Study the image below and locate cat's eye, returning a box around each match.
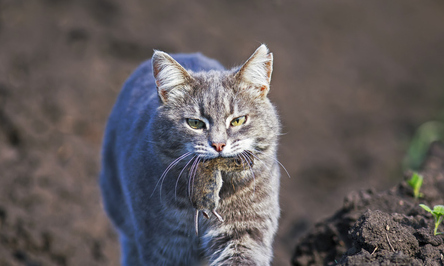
[230,116,247,127]
[187,118,205,129]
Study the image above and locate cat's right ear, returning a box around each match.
[235,44,273,98]
[152,50,194,104]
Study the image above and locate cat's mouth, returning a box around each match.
[205,155,254,169]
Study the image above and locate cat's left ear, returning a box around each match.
[152,50,194,103]
[235,44,273,98]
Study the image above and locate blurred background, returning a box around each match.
[0,0,443,265]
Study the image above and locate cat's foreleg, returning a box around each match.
[207,236,274,266]
[204,222,276,266]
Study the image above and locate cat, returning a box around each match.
[100,44,281,266]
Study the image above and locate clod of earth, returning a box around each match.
[292,142,444,265]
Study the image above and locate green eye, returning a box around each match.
[187,118,205,129]
[231,116,246,127]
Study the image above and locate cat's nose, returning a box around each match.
[211,143,226,152]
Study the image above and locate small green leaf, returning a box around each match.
[407,172,421,187]
[420,204,432,213]
[403,121,444,170]
[421,204,444,235]
[407,172,423,199]
[433,205,444,216]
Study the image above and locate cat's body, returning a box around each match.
[100,45,281,265]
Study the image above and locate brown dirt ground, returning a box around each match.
[292,142,444,265]
[0,1,444,265]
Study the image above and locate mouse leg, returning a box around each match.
[195,209,223,236]
[194,209,199,236]
[212,210,224,222]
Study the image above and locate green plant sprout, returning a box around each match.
[403,121,444,170]
[420,204,444,235]
[407,172,423,199]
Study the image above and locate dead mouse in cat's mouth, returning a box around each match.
[191,156,254,235]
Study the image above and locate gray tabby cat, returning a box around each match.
[100,44,281,265]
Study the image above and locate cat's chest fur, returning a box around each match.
[100,45,281,266]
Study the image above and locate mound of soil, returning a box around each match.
[292,142,444,265]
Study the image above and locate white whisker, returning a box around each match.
[275,159,291,178]
[245,150,273,175]
[188,156,201,201]
[251,150,290,178]
[150,152,193,200]
[240,151,255,197]
[190,157,203,199]
[175,154,198,201]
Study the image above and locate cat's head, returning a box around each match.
[151,45,280,161]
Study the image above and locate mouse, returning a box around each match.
[191,156,253,235]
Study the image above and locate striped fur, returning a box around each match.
[100,45,281,265]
